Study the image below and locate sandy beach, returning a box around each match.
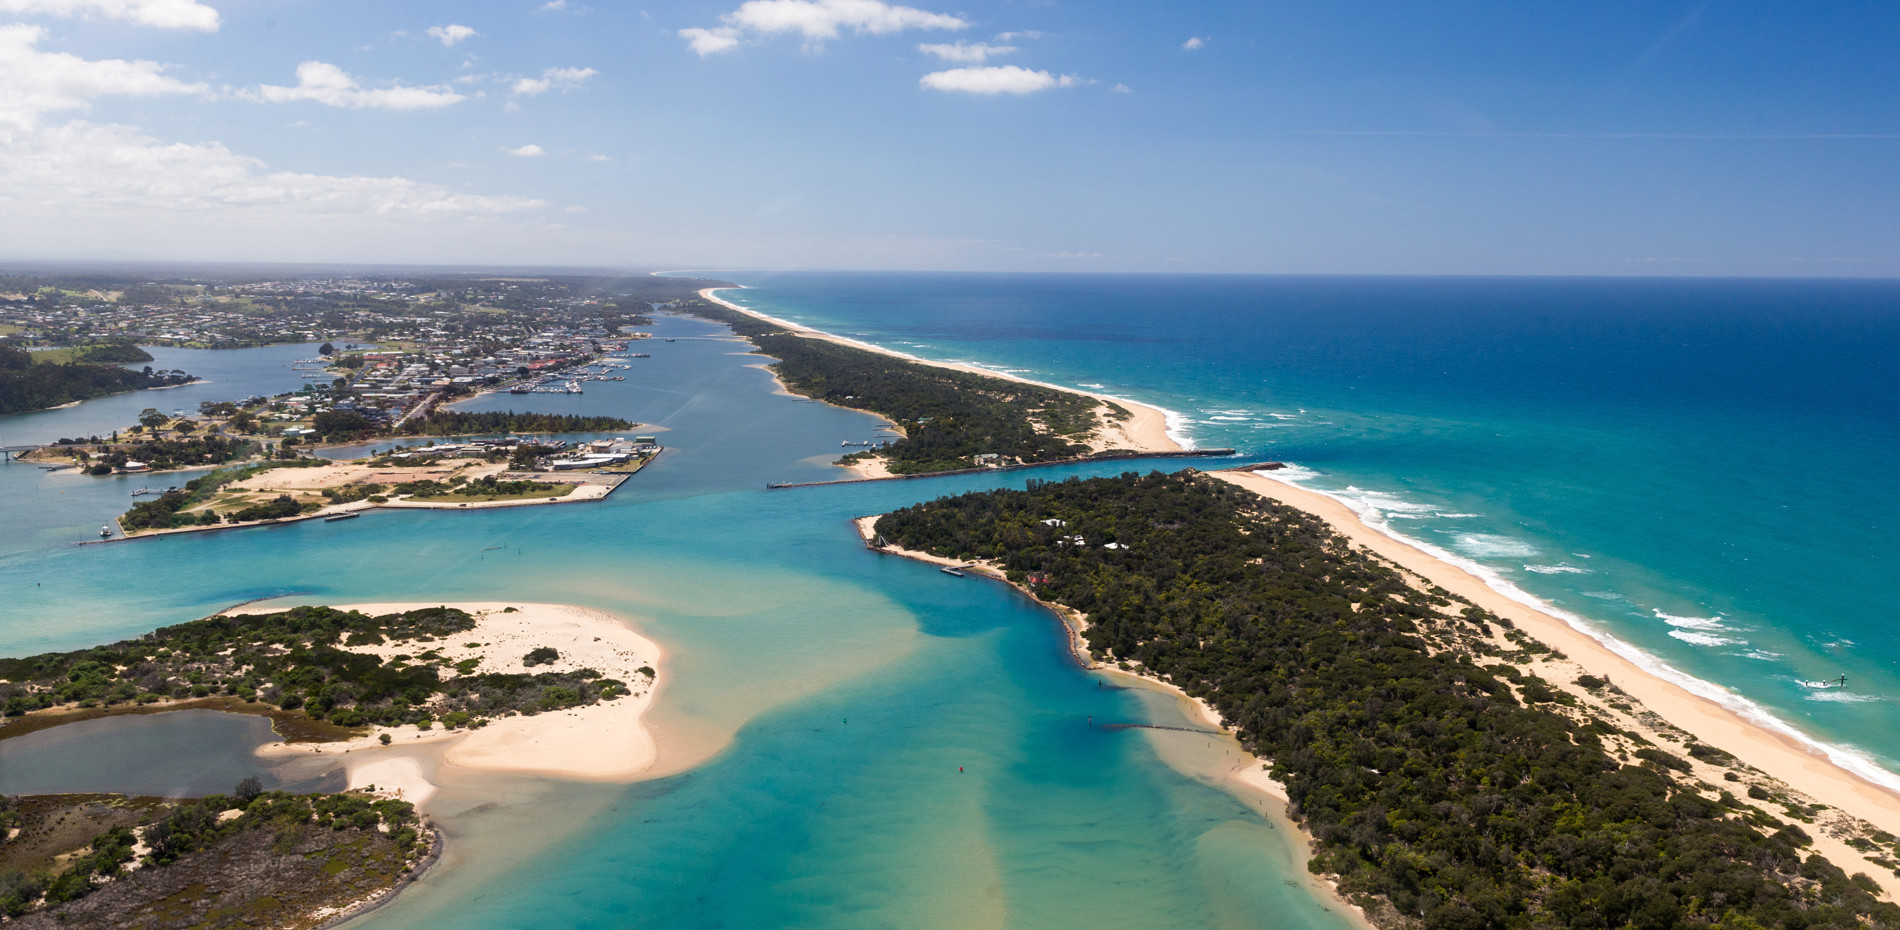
[1211,469,1900,896]
[859,465,1900,903]
[698,287,1184,457]
[238,601,663,809]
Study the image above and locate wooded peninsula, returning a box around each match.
[873,471,1900,930]
[1,787,434,928]
[0,341,193,416]
[676,297,1133,474]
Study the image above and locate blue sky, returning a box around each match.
[1,0,1895,274]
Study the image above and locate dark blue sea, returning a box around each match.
[714,272,1900,787]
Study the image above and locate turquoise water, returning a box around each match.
[14,272,1890,926]
[707,272,1900,790]
[0,312,1351,929]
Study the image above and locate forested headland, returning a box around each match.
[873,471,1900,930]
[0,786,433,927]
[0,606,637,737]
[0,342,193,415]
[676,297,1126,474]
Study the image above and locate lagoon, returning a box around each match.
[0,310,1353,929]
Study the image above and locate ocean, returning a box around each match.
[708,271,1900,789]
[1,272,1895,928]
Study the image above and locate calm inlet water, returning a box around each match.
[0,312,1348,929]
[9,273,1893,926]
[710,272,1900,790]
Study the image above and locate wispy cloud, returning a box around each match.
[682,0,967,55]
[427,24,478,47]
[0,23,207,129]
[540,0,567,9]
[1181,36,1204,50]
[917,40,1013,63]
[0,0,218,31]
[920,65,1079,96]
[583,153,612,162]
[505,143,544,157]
[0,34,541,235]
[246,62,465,110]
[680,27,742,55]
[511,66,597,97]
[1111,83,1132,94]
[1,121,545,222]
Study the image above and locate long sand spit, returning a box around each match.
[860,462,1900,903]
[231,601,662,811]
[1210,469,1900,899]
[697,287,1183,458]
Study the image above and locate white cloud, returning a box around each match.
[582,153,611,162]
[993,30,1040,42]
[505,143,544,157]
[510,66,597,97]
[427,24,477,46]
[0,121,544,223]
[917,40,1013,63]
[0,0,218,30]
[1181,36,1204,50]
[0,23,207,129]
[539,0,566,8]
[0,22,555,261]
[1111,83,1132,94]
[919,65,1078,96]
[683,0,966,54]
[247,62,465,110]
[680,26,741,55]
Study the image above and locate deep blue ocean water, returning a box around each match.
[3,273,1896,928]
[711,272,1900,787]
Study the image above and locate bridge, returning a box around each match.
[0,445,39,462]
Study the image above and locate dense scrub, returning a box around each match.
[0,606,627,733]
[397,410,635,437]
[117,459,328,531]
[1,788,429,927]
[677,298,1120,473]
[0,342,193,415]
[875,471,1900,930]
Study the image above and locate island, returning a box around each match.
[677,290,1203,478]
[866,469,1900,929]
[0,786,435,928]
[0,603,661,791]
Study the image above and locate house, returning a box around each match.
[973,453,1003,467]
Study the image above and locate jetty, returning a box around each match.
[768,448,1238,490]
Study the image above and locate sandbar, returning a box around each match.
[238,601,663,809]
